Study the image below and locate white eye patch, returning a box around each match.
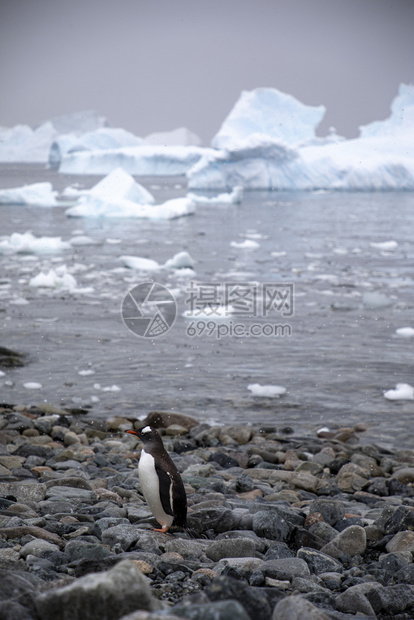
[141,425,152,434]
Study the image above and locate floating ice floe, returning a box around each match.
[187,186,243,205]
[69,235,99,246]
[230,239,259,249]
[66,196,195,219]
[187,83,414,190]
[247,383,287,398]
[362,291,393,309]
[383,383,414,401]
[62,167,155,204]
[29,265,93,293]
[395,327,414,338]
[119,256,161,271]
[0,232,71,254]
[59,145,213,175]
[23,382,42,389]
[370,240,398,251]
[78,369,95,376]
[164,251,195,269]
[0,182,57,206]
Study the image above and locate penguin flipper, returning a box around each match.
[155,464,174,517]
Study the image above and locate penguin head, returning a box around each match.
[126,425,163,448]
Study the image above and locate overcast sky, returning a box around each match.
[1,0,413,144]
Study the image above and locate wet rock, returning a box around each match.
[187,507,236,533]
[205,576,272,620]
[331,525,367,557]
[383,505,414,535]
[297,548,343,574]
[205,538,256,561]
[365,583,414,614]
[273,594,330,619]
[35,560,163,620]
[308,499,345,526]
[252,509,293,542]
[386,529,414,553]
[140,412,198,432]
[260,558,311,580]
[19,539,60,559]
[171,599,250,620]
[101,524,141,551]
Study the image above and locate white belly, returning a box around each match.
[138,449,173,529]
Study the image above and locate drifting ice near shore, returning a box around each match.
[383,383,414,400]
[247,383,287,398]
[66,196,195,219]
[0,232,71,254]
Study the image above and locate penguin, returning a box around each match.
[126,425,187,533]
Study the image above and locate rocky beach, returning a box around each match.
[1,405,414,620]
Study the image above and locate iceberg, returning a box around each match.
[211,87,326,149]
[188,84,414,191]
[164,251,195,269]
[0,111,106,163]
[0,232,71,254]
[59,145,214,175]
[49,127,144,168]
[66,196,195,220]
[29,265,94,294]
[0,182,57,206]
[62,168,154,204]
[144,127,202,146]
[119,256,161,271]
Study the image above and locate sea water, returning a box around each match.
[1,165,414,449]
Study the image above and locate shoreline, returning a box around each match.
[1,405,414,619]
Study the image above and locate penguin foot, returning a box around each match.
[153,525,170,533]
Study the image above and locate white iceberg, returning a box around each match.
[29,265,93,293]
[0,232,71,254]
[59,145,214,175]
[49,127,144,168]
[395,327,414,338]
[66,196,195,220]
[0,182,57,206]
[164,251,195,269]
[187,185,243,205]
[0,111,106,163]
[144,127,202,146]
[383,383,414,401]
[188,83,414,191]
[119,256,161,271]
[247,383,287,398]
[211,87,325,149]
[62,167,154,204]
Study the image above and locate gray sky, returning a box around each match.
[1,0,413,144]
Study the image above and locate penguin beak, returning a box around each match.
[126,429,140,437]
